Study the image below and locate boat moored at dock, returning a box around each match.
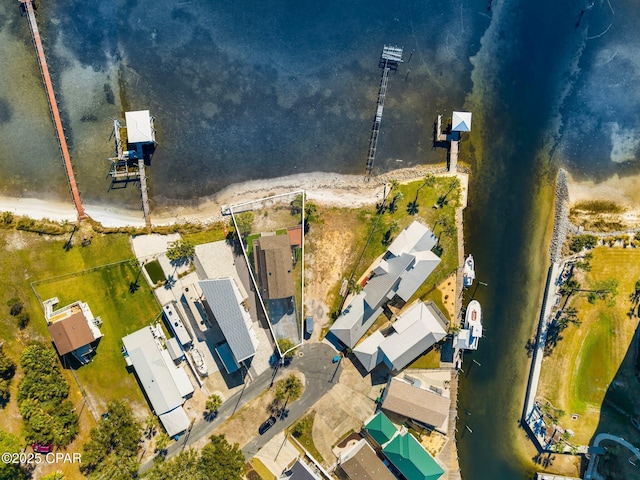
[463,254,475,288]
[454,299,483,351]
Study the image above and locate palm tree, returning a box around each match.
[388,191,403,213]
[407,201,419,215]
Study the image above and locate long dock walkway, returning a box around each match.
[137,158,151,229]
[365,67,390,176]
[20,0,86,220]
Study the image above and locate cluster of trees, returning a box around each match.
[146,434,244,480]
[268,374,303,420]
[569,234,597,253]
[0,346,16,407]
[0,429,29,480]
[17,344,78,447]
[7,297,30,329]
[81,400,142,479]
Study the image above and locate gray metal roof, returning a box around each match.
[199,278,258,363]
[122,327,184,415]
[364,253,415,309]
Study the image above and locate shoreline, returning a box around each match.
[0,165,450,227]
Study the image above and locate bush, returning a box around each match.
[569,234,598,253]
[291,415,313,438]
[9,302,23,317]
[17,312,30,329]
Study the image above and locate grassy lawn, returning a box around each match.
[407,347,442,369]
[33,261,161,413]
[326,176,460,318]
[291,412,324,463]
[144,259,166,284]
[181,225,227,246]
[251,458,276,480]
[537,247,640,444]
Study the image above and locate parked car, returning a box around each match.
[259,416,277,435]
[32,443,53,453]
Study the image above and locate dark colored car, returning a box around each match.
[32,443,53,453]
[259,416,277,435]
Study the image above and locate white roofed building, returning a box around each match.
[330,221,440,348]
[451,111,472,132]
[125,110,155,144]
[353,301,448,372]
[122,326,194,436]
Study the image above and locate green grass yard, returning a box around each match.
[537,247,640,444]
[34,261,161,413]
[325,176,460,319]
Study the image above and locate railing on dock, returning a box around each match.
[19,0,86,220]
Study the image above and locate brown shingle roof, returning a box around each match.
[287,225,303,248]
[257,235,295,299]
[382,378,450,429]
[341,441,395,480]
[48,312,95,355]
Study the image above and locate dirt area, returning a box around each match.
[304,209,363,338]
[420,430,448,458]
[195,372,306,451]
[436,273,457,320]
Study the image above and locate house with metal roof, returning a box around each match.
[121,326,194,436]
[330,222,440,348]
[338,438,395,480]
[381,377,450,433]
[279,459,321,480]
[199,278,259,371]
[254,234,295,300]
[44,298,103,365]
[382,432,444,480]
[364,411,398,447]
[353,301,448,373]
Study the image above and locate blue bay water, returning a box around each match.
[2,0,640,478]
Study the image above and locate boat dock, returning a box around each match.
[107,113,156,230]
[19,0,86,220]
[435,112,472,173]
[365,45,403,177]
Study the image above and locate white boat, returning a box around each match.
[463,255,475,288]
[190,347,208,377]
[464,300,483,350]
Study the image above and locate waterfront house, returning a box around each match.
[330,221,440,348]
[364,411,398,447]
[199,278,259,373]
[381,377,450,434]
[45,298,102,365]
[353,301,448,372]
[122,326,194,436]
[382,432,444,480]
[254,234,296,300]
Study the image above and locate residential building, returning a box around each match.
[338,439,395,480]
[199,278,259,372]
[254,234,295,300]
[122,326,194,436]
[279,459,320,479]
[353,301,448,372]
[44,298,102,365]
[330,221,440,348]
[381,377,450,433]
[382,432,444,480]
[364,411,397,447]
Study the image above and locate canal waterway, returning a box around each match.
[458,0,640,478]
[2,0,640,478]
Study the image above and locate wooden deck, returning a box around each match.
[20,0,86,220]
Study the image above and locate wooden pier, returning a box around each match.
[19,0,86,220]
[107,115,154,230]
[365,45,403,177]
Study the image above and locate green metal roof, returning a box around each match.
[382,433,444,480]
[364,411,397,446]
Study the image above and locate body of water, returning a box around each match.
[2,0,640,478]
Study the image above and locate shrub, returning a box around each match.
[569,234,597,253]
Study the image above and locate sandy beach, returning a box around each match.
[0,165,450,227]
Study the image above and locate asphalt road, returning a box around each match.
[139,342,341,473]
